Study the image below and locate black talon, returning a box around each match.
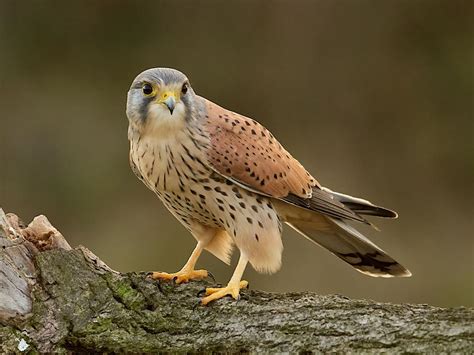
[207,271,216,283]
[197,288,207,297]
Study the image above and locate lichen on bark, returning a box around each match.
[0,209,473,353]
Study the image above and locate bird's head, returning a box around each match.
[126,68,197,136]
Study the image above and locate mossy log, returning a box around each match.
[0,209,472,353]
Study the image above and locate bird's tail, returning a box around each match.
[322,187,398,218]
[273,199,411,277]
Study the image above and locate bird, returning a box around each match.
[126,67,411,305]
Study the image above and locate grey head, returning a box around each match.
[126,68,200,131]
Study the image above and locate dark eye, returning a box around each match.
[142,83,153,95]
[181,83,188,95]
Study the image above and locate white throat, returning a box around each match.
[144,101,187,138]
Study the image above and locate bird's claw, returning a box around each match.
[197,281,221,297]
[148,269,209,284]
[200,280,249,305]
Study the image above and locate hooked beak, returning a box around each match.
[159,91,177,115]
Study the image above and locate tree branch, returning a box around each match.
[0,209,472,353]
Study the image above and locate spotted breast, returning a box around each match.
[129,99,283,272]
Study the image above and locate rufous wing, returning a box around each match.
[202,99,318,199]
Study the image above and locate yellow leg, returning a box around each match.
[150,242,208,284]
[201,253,249,305]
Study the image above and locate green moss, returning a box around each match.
[104,273,146,311]
[82,317,114,334]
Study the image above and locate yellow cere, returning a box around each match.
[159,90,179,103]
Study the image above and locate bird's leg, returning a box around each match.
[150,241,208,284]
[201,253,249,305]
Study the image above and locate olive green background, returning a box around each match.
[1,0,472,307]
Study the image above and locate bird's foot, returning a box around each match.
[201,280,249,305]
[149,269,208,284]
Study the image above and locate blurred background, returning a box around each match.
[1,0,472,308]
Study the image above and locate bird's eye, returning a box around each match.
[142,83,153,96]
[181,83,188,95]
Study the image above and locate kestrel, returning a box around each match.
[126,68,411,305]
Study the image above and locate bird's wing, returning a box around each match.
[202,99,370,224]
[202,98,318,199]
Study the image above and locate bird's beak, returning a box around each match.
[159,91,177,115]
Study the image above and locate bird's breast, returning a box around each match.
[129,129,212,195]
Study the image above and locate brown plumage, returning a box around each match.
[203,99,376,226]
[204,99,319,198]
[126,68,411,305]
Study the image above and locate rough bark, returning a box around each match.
[0,209,472,353]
